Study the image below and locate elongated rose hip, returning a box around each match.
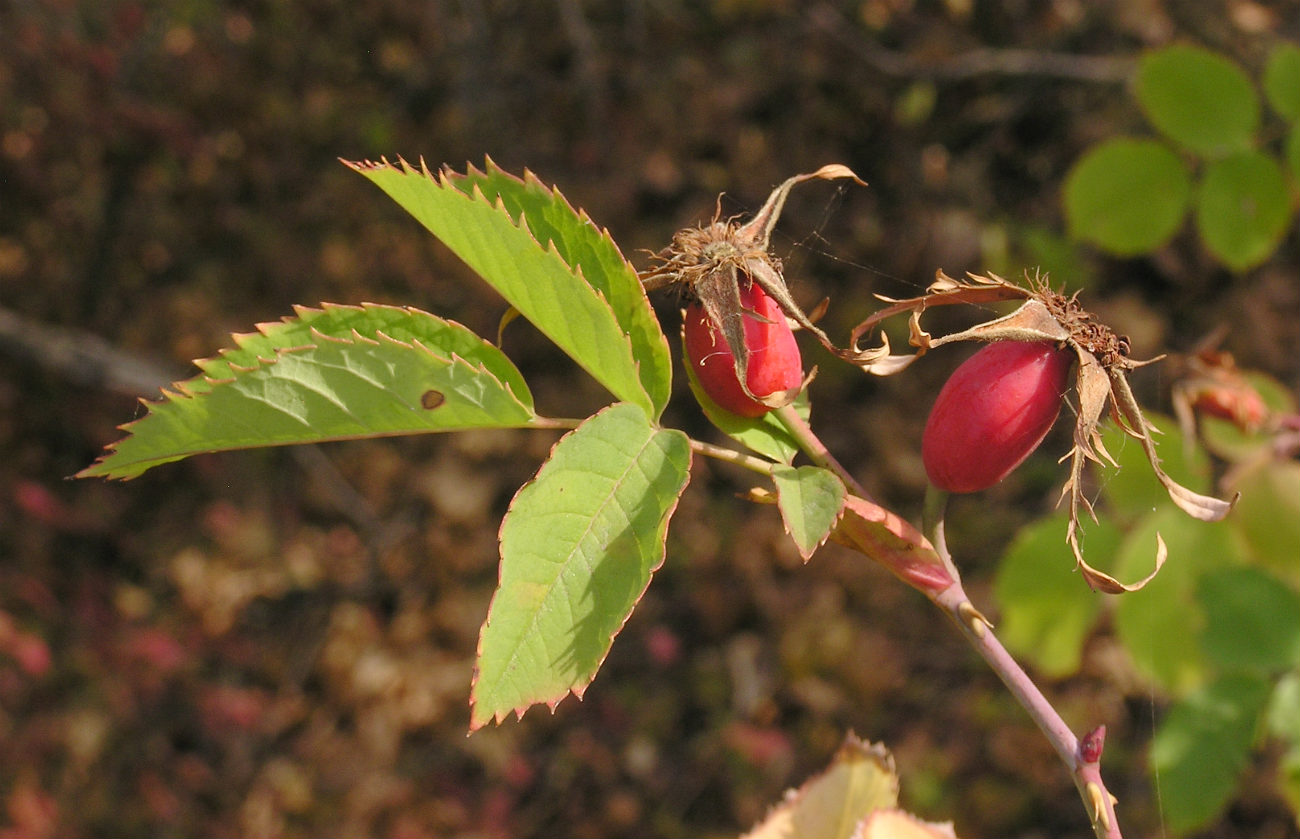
[923,340,1073,493]
[683,281,803,417]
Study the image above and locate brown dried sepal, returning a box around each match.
[641,165,879,408]
[852,270,1236,593]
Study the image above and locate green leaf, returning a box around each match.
[80,304,536,480]
[1264,42,1300,121]
[1113,506,1243,694]
[1231,460,1300,585]
[470,402,691,729]
[1288,122,1300,180]
[1136,45,1260,157]
[1268,670,1300,819]
[348,159,655,415]
[1268,675,1300,830]
[191,302,532,402]
[445,160,672,417]
[1150,673,1271,835]
[1063,138,1191,256]
[1199,566,1300,674]
[1195,150,1293,270]
[994,513,1117,679]
[771,465,846,560]
[1098,410,1211,523]
[681,331,806,463]
[1267,671,1300,743]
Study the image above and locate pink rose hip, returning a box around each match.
[922,340,1073,493]
[683,281,803,418]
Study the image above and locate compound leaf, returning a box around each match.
[471,402,691,729]
[348,158,654,415]
[80,303,536,480]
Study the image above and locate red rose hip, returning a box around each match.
[922,340,1073,493]
[683,281,803,417]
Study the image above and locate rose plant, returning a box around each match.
[79,159,1241,838]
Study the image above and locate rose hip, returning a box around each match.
[922,340,1073,493]
[683,281,803,418]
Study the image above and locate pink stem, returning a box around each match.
[924,488,1122,839]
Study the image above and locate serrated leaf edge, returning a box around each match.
[78,327,537,480]
[348,157,656,414]
[468,402,691,730]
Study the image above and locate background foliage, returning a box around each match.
[2,2,1298,837]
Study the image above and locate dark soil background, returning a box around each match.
[2,2,1298,837]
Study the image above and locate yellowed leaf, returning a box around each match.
[742,733,899,839]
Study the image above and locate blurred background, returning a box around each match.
[2,1,1298,836]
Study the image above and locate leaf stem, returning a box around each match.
[688,438,777,475]
[772,404,871,500]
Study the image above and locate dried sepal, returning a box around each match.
[851,270,1036,373]
[641,166,876,406]
[856,270,1236,592]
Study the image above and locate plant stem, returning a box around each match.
[689,438,777,475]
[773,404,871,499]
[788,413,1124,837]
[922,490,1123,839]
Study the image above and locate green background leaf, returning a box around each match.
[471,402,691,729]
[1268,671,1300,744]
[1198,566,1300,674]
[1098,411,1210,523]
[1063,138,1191,255]
[350,159,656,415]
[80,304,537,480]
[445,160,673,417]
[994,513,1118,678]
[1264,42,1300,121]
[1136,45,1260,157]
[1195,150,1293,270]
[1150,674,1271,835]
[1112,506,1244,694]
[1231,460,1300,585]
[1269,673,1300,820]
[1288,123,1300,180]
[771,465,846,560]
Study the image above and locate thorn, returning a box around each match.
[1086,782,1111,833]
[957,601,991,639]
